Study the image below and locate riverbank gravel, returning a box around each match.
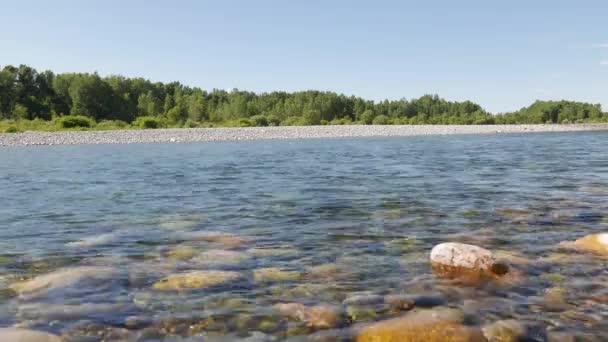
[1,124,608,146]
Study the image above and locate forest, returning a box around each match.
[1,64,606,132]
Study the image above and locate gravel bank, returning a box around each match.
[1,124,608,146]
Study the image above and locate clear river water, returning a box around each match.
[1,132,608,341]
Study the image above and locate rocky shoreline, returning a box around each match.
[1,124,608,146]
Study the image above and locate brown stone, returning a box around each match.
[356,311,486,342]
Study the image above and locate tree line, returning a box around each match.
[1,64,606,129]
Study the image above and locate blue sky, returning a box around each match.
[1,0,607,113]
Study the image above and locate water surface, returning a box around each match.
[1,132,608,340]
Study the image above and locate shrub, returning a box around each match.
[56,115,95,129]
[238,118,252,127]
[281,116,306,126]
[133,116,162,129]
[267,115,281,126]
[250,115,269,127]
[4,126,19,133]
[372,115,390,125]
[95,120,128,130]
[183,119,199,128]
[320,119,329,125]
[360,110,375,125]
[330,117,353,125]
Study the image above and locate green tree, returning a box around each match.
[360,110,375,124]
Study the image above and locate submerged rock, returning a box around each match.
[164,245,198,260]
[355,307,484,342]
[192,249,250,266]
[66,233,117,248]
[18,302,129,321]
[383,294,415,312]
[346,305,381,322]
[275,303,309,321]
[306,305,343,329]
[306,263,350,281]
[153,270,242,290]
[496,208,532,224]
[9,266,117,298]
[180,231,253,250]
[544,287,570,311]
[482,319,528,342]
[343,294,384,306]
[560,233,608,255]
[430,242,512,284]
[254,268,301,282]
[274,303,343,329]
[0,328,62,342]
[61,322,136,341]
[247,246,300,257]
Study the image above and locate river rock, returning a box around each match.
[430,242,510,283]
[544,287,570,311]
[274,303,343,329]
[18,302,129,321]
[306,263,351,281]
[9,266,117,298]
[254,268,301,282]
[383,294,415,311]
[306,305,343,329]
[0,328,62,342]
[164,245,198,260]
[343,294,384,306]
[562,233,608,255]
[275,303,309,321]
[482,319,527,342]
[180,231,253,250]
[192,249,250,266]
[355,307,485,342]
[153,270,242,290]
[247,246,299,257]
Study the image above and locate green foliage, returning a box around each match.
[55,115,94,128]
[266,115,281,126]
[320,119,329,125]
[12,104,29,120]
[238,118,252,127]
[134,116,162,129]
[330,117,353,125]
[360,109,375,125]
[281,116,306,126]
[250,115,269,127]
[497,100,604,124]
[372,115,390,125]
[183,119,199,128]
[95,120,128,130]
[4,125,19,133]
[0,64,606,129]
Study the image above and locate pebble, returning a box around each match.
[3,125,608,146]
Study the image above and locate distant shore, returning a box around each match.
[1,124,608,147]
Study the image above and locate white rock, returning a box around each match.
[10,266,117,298]
[430,242,495,271]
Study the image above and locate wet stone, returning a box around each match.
[482,319,528,342]
[254,268,301,282]
[355,307,483,342]
[153,270,243,290]
[0,328,62,342]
